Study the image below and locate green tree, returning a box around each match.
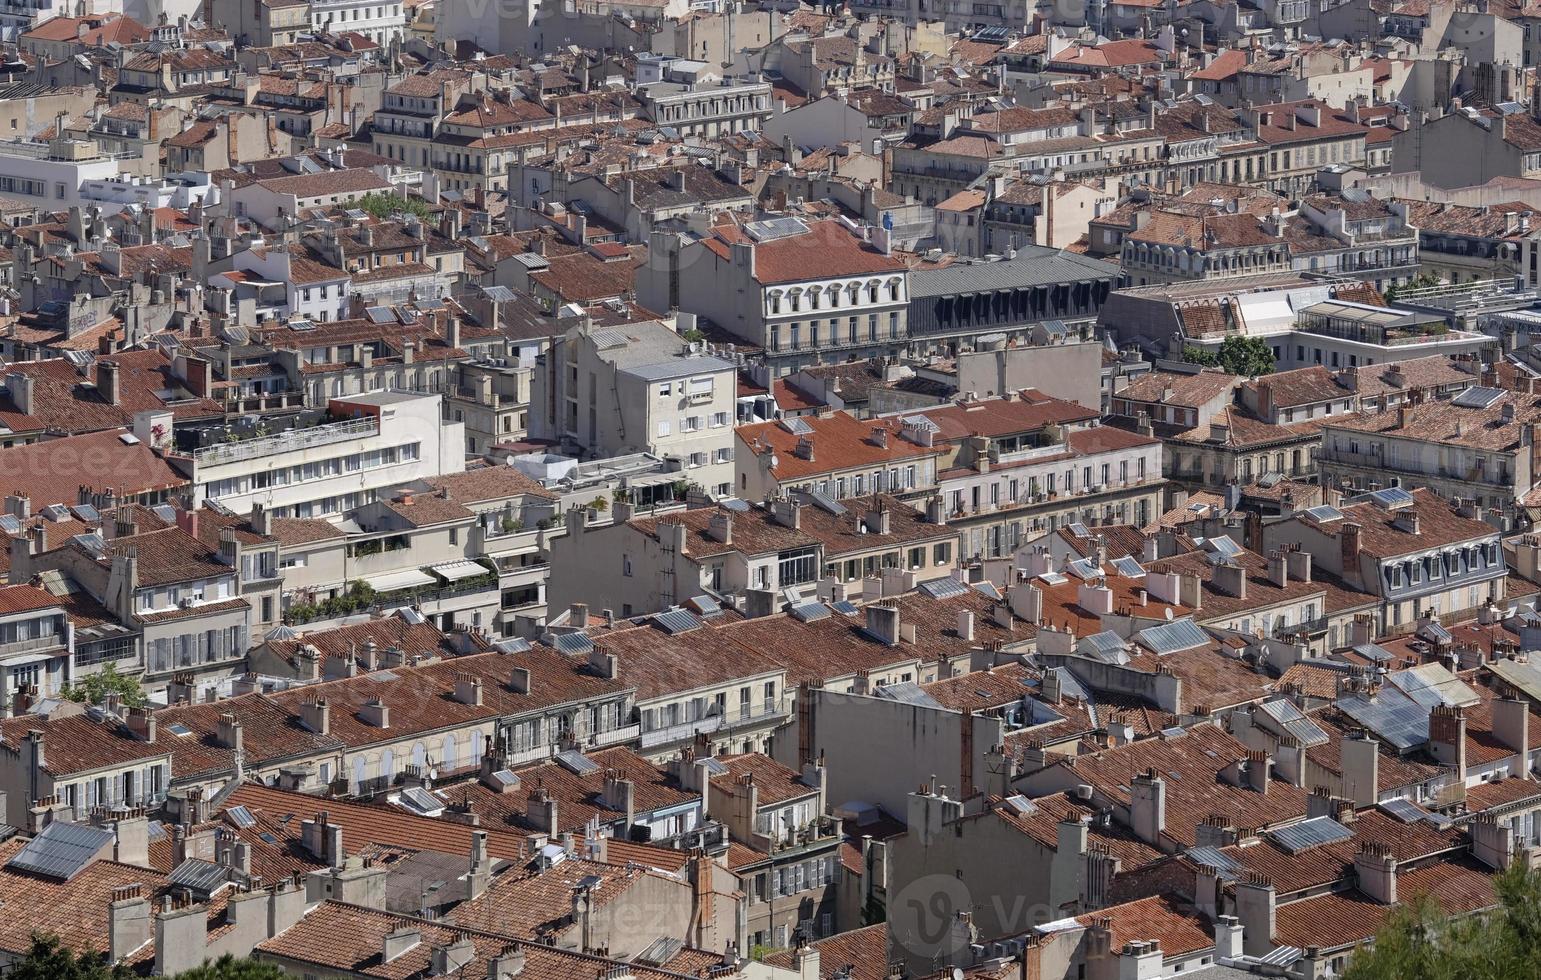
[11,940,286,980]
[1384,272,1442,304]
[1182,346,1219,367]
[1342,862,1541,980]
[355,192,433,220]
[61,664,147,709]
[9,936,130,980]
[1214,335,1276,377]
[169,955,287,980]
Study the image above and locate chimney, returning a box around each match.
[1130,768,1166,846]
[468,829,492,899]
[1354,843,1397,904]
[1266,552,1289,588]
[509,667,532,694]
[360,698,390,728]
[526,788,558,836]
[1285,549,1311,583]
[109,885,151,963]
[1341,729,1380,806]
[1235,873,1276,956]
[865,603,900,646]
[1340,524,1362,578]
[603,770,636,830]
[1244,750,1271,793]
[98,360,121,406]
[956,609,974,641]
[299,698,330,735]
[382,929,421,964]
[707,509,733,545]
[454,674,484,706]
[1213,561,1247,600]
[1429,704,1467,774]
[1492,697,1531,763]
[216,712,242,754]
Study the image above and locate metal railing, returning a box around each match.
[640,698,788,748]
[190,415,378,465]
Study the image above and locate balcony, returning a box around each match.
[223,390,307,414]
[506,743,555,767]
[0,634,66,658]
[640,698,789,749]
[189,415,378,465]
[589,723,642,748]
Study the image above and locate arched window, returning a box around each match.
[353,756,366,790]
[441,736,457,772]
[413,743,426,771]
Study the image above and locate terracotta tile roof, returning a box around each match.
[1272,857,1497,951]
[1117,369,1238,408]
[0,708,169,778]
[920,660,1036,712]
[762,923,890,980]
[446,855,684,940]
[0,428,187,509]
[257,898,689,980]
[715,752,818,806]
[1304,709,1444,793]
[1073,894,1214,957]
[996,791,1163,870]
[431,746,697,836]
[1247,365,1349,410]
[262,615,488,670]
[269,517,345,546]
[1297,487,1498,557]
[0,836,172,961]
[425,465,557,503]
[1062,725,1310,848]
[701,218,907,285]
[737,411,941,484]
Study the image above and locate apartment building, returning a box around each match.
[370,69,481,172]
[636,68,773,138]
[1262,487,1507,634]
[532,320,738,498]
[550,492,961,617]
[0,137,126,209]
[183,390,467,519]
[1318,384,1541,532]
[641,216,910,375]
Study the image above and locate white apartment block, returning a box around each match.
[182,391,466,519]
[0,137,125,208]
[533,321,738,498]
[310,0,406,43]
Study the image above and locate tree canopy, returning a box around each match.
[1213,335,1276,377]
[9,939,285,980]
[60,663,147,709]
[1342,862,1541,980]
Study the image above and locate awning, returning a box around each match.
[364,569,437,593]
[431,560,488,583]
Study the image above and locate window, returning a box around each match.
[657,420,671,437]
[658,382,672,397]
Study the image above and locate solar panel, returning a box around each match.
[6,821,115,880]
[831,600,860,616]
[1186,845,1243,880]
[699,756,729,776]
[555,749,600,775]
[1080,630,1130,664]
[225,805,256,829]
[1352,642,1395,663]
[1111,555,1145,578]
[552,632,594,655]
[1378,797,1430,823]
[920,576,970,600]
[1137,619,1210,655]
[1067,557,1103,580]
[146,821,167,842]
[1452,386,1505,409]
[1256,698,1329,748]
[487,769,520,791]
[806,489,846,516]
[365,306,395,324]
[875,681,943,708]
[1002,794,1037,816]
[654,608,702,634]
[970,581,1001,601]
[790,601,831,623]
[1304,505,1343,523]
[1269,816,1353,854]
[0,515,18,534]
[1368,486,1416,509]
[780,417,813,436]
[1069,522,1091,539]
[494,637,531,654]
[685,595,721,616]
[170,858,231,895]
[1335,691,1428,750]
[1387,663,1479,709]
[398,787,442,814]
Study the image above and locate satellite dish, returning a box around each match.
[1165,607,1174,621]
